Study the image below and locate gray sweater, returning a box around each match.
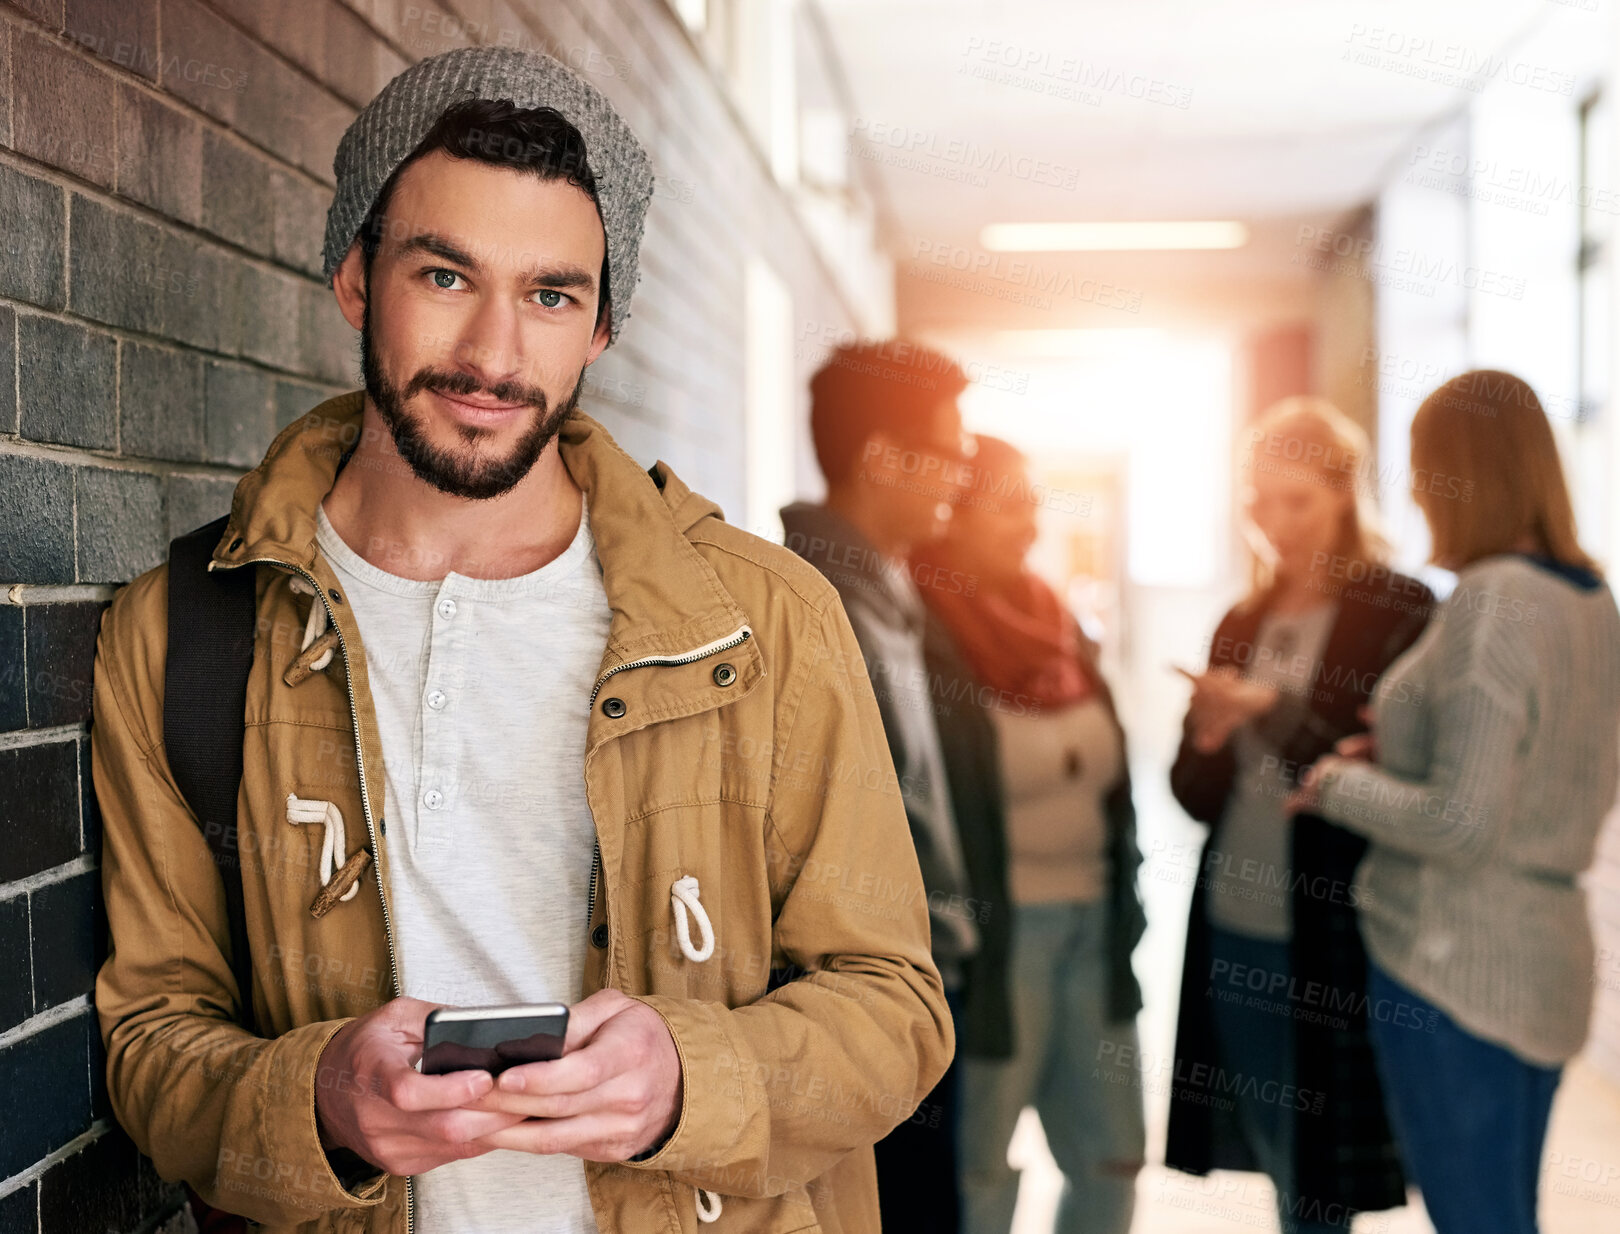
[1317,555,1620,1066]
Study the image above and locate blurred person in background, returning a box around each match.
[783,340,1011,1233]
[1166,399,1433,1234]
[913,434,1147,1234]
[1292,371,1620,1234]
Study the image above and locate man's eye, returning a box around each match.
[430,269,462,290]
[535,289,564,308]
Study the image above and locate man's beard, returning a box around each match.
[360,300,582,501]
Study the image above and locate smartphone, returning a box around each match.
[421,1002,570,1076]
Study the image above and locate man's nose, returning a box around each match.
[452,299,528,389]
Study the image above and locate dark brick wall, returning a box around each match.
[0,0,867,1229]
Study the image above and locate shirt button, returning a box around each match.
[427,689,447,710]
[423,789,443,810]
[437,598,458,620]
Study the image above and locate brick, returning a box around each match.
[74,466,163,583]
[0,164,67,311]
[119,342,205,462]
[0,1012,93,1178]
[156,0,256,123]
[0,306,14,434]
[218,259,302,371]
[201,128,272,252]
[0,24,11,151]
[16,315,117,450]
[0,742,81,882]
[0,606,23,730]
[85,1005,106,1120]
[298,283,357,386]
[0,1181,36,1234]
[162,0,351,184]
[12,31,117,189]
[62,0,159,82]
[77,736,98,856]
[154,229,224,353]
[36,1127,177,1233]
[69,196,222,351]
[165,473,236,543]
[204,361,274,469]
[115,86,202,225]
[206,0,392,109]
[24,602,103,729]
[0,896,32,1033]
[30,872,97,1011]
[274,378,326,432]
[270,169,330,278]
[66,195,163,337]
[0,453,75,583]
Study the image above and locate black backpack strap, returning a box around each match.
[164,514,259,1035]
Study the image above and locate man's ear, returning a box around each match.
[584,307,612,366]
[332,242,368,332]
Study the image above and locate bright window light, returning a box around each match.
[980,221,1249,252]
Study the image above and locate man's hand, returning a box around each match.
[464,988,683,1162]
[315,997,528,1176]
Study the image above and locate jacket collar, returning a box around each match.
[209,391,753,666]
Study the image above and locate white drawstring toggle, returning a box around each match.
[696,1188,723,1223]
[286,793,359,901]
[288,575,336,673]
[670,875,715,963]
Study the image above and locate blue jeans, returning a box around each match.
[958,900,1144,1234]
[1206,925,1350,1234]
[1366,963,1562,1234]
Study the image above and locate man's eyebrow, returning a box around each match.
[398,232,483,271]
[396,232,595,293]
[516,262,597,291]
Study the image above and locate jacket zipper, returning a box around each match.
[225,553,747,1233]
[582,624,752,930]
[213,557,414,1234]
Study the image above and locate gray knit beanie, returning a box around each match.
[322,47,655,344]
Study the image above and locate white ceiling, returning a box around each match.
[816,0,1565,244]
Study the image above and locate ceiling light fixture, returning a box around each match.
[981,221,1249,251]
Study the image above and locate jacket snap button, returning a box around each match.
[329,588,345,605]
[229,536,243,551]
[712,663,737,687]
[601,697,627,718]
[591,922,610,949]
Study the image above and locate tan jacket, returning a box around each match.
[91,393,952,1234]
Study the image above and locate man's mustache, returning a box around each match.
[404,366,549,411]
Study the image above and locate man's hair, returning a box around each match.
[809,340,969,485]
[357,97,611,332]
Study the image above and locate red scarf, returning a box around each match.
[911,547,1094,709]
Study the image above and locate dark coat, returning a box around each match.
[928,615,1147,1059]
[1165,571,1434,1217]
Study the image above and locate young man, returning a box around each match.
[91,48,949,1234]
[782,341,1010,1231]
